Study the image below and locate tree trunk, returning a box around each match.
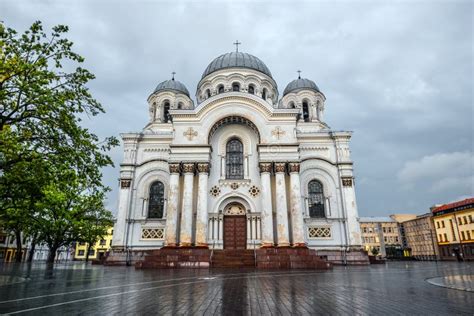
[47,245,58,264]
[15,229,23,263]
[85,243,91,262]
[27,238,37,263]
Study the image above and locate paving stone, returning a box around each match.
[0,262,472,315]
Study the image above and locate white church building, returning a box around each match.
[111,49,366,265]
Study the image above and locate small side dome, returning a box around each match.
[153,78,190,97]
[283,77,320,96]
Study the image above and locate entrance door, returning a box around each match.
[224,216,247,249]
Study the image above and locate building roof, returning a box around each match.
[153,78,190,97]
[201,52,273,79]
[432,198,474,214]
[359,217,396,223]
[283,77,320,96]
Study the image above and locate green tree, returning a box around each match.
[34,167,112,264]
[77,195,114,262]
[0,21,118,262]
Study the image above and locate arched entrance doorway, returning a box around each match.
[223,203,247,250]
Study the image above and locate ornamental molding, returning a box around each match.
[143,148,170,153]
[259,162,272,173]
[274,162,286,173]
[218,179,251,187]
[224,204,246,215]
[171,94,299,121]
[271,126,286,140]
[248,185,260,197]
[288,162,300,173]
[120,179,132,189]
[183,127,198,141]
[169,163,180,174]
[300,146,330,151]
[209,185,221,197]
[342,177,353,187]
[182,163,195,174]
[197,163,210,173]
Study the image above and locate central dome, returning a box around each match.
[202,52,273,79]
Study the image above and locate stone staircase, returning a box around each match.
[211,249,256,268]
[135,247,210,269]
[134,247,332,269]
[256,247,332,269]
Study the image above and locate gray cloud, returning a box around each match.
[2,0,472,216]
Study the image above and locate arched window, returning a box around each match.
[302,101,310,122]
[206,89,211,98]
[248,85,255,94]
[262,88,267,100]
[148,181,165,218]
[308,180,325,218]
[177,102,183,110]
[163,101,171,123]
[232,83,240,92]
[289,101,295,109]
[226,138,244,179]
[218,85,224,94]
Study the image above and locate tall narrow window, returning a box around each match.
[316,100,320,119]
[262,88,267,100]
[308,180,325,218]
[232,83,240,92]
[226,138,244,179]
[218,85,224,94]
[302,101,310,122]
[163,102,171,123]
[206,89,211,98]
[148,181,165,218]
[248,85,255,94]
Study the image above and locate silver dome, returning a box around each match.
[153,79,190,97]
[202,52,273,79]
[283,78,320,96]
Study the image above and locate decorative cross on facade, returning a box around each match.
[297,70,302,79]
[233,40,241,52]
[171,71,176,80]
[272,126,286,140]
[183,127,198,141]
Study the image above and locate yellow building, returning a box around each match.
[0,230,27,262]
[359,217,404,258]
[432,198,474,261]
[75,227,114,261]
[399,213,439,260]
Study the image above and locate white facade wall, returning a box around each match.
[112,65,362,252]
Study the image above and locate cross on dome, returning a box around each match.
[297,70,302,79]
[233,40,241,52]
[171,71,176,80]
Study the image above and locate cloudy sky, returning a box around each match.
[2,0,473,216]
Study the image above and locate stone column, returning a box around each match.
[274,162,290,246]
[195,163,209,247]
[164,163,180,247]
[288,163,306,247]
[180,163,195,246]
[259,162,274,247]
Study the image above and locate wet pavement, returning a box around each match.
[0,261,472,315]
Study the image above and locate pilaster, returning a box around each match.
[180,163,195,246]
